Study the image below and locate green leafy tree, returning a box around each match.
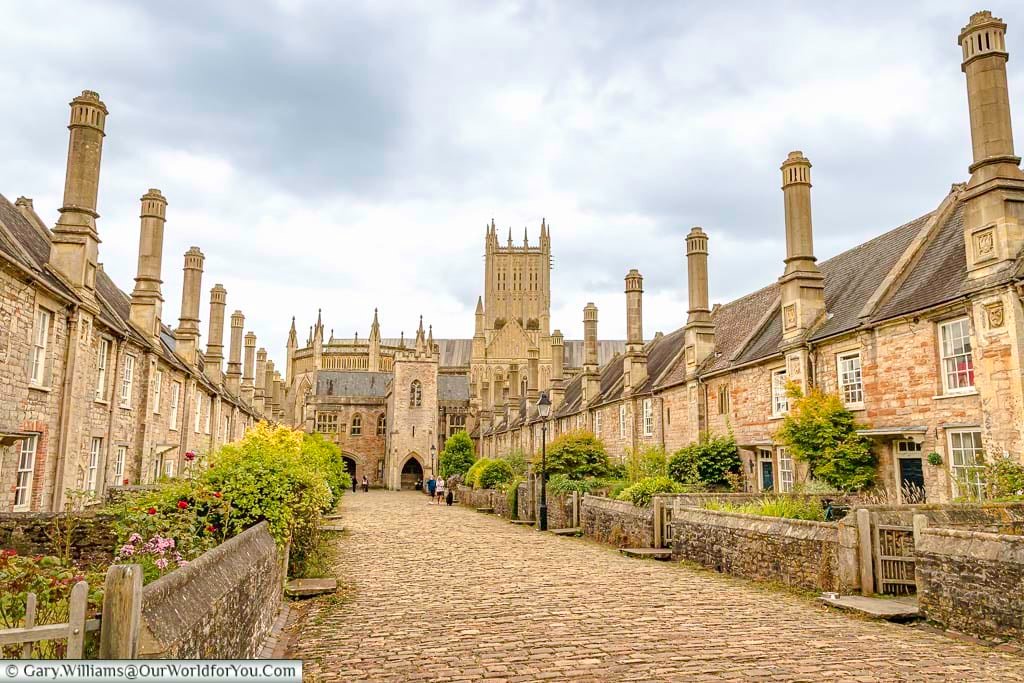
[439,431,476,478]
[668,433,740,488]
[479,459,515,489]
[626,446,668,483]
[537,430,610,479]
[775,386,876,492]
[465,458,491,488]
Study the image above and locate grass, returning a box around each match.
[703,496,826,521]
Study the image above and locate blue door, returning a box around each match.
[760,460,774,491]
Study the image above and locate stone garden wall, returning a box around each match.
[865,502,1024,534]
[916,527,1024,644]
[138,521,284,659]
[0,511,117,565]
[580,495,654,548]
[545,492,575,530]
[670,506,857,592]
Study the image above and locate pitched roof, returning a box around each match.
[438,374,470,402]
[316,371,391,398]
[563,340,626,369]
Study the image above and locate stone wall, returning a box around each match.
[861,502,1024,534]
[0,511,117,565]
[545,492,575,530]
[670,506,856,592]
[916,526,1024,644]
[138,521,283,658]
[580,495,654,548]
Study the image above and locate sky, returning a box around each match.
[0,1,1014,368]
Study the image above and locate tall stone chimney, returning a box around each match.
[582,303,600,407]
[242,332,256,404]
[527,346,539,402]
[623,269,648,394]
[264,359,276,416]
[778,151,825,344]
[684,227,716,371]
[550,329,565,410]
[254,348,268,415]
[206,285,227,384]
[508,363,520,404]
[49,91,108,299]
[129,189,167,340]
[175,247,204,365]
[958,11,1024,277]
[226,310,244,394]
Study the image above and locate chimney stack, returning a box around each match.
[264,359,277,416]
[226,310,244,394]
[779,151,825,343]
[242,332,256,404]
[254,348,268,415]
[623,269,648,394]
[175,247,204,365]
[129,189,168,340]
[50,91,108,297]
[684,228,716,371]
[206,285,227,384]
[550,329,565,410]
[527,347,539,402]
[582,303,600,407]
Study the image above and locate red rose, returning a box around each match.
[123,478,129,485]
[184,451,196,462]
[177,500,188,510]
[213,492,222,499]
[206,524,217,533]
[147,507,157,515]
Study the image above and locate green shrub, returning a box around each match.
[616,476,683,507]
[704,496,825,521]
[505,475,524,515]
[300,432,351,504]
[465,458,491,489]
[479,459,515,490]
[626,446,668,483]
[503,449,528,477]
[538,430,610,479]
[547,474,600,496]
[776,387,876,492]
[607,479,631,499]
[669,433,740,488]
[439,432,476,478]
[986,454,1024,499]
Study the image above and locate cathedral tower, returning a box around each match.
[483,219,551,334]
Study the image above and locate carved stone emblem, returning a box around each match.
[986,301,1005,328]
[975,229,996,261]
[783,304,797,330]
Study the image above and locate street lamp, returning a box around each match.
[430,443,437,477]
[536,391,551,531]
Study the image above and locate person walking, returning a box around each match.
[427,475,437,500]
[361,475,369,493]
[351,473,357,493]
[435,476,446,505]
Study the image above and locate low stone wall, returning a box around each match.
[516,482,534,521]
[671,507,856,592]
[545,492,575,530]
[138,521,284,658]
[916,527,1024,644]
[457,486,498,512]
[580,495,654,548]
[0,512,117,565]
[865,502,1024,534]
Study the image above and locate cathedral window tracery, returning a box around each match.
[410,380,422,407]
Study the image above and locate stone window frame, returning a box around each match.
[777,447,794,493]
[619,404,627,438]
[152,368,163,414]
[204,397,212,435]
[938,317,975,395]
[947,429,985,499]
[717,384,730,415]
[30,305,53,388]
[194,389,203,433]
[448,414,466,439]
[114,445,127,481]
[351,413,363,436]
[14,434,38,511]
[594,409,602,436]
[770,367,789,418]
[642,398,654,437]
[410,380,422,407]
[95,336,112,401]
[168,381,181,430]
[836,350,864,409]
[377,414,387,436]
[316,412,339,434]
[88,436,102,493]
[119,353,136,409]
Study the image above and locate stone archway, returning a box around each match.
[400,454,424,491]
[341,455,357,482]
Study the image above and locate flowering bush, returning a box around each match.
[115,534,188,583]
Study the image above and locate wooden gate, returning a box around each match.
[654,497,674,549]
[872,516,916,595]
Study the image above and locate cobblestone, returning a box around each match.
[287,491,1024,681]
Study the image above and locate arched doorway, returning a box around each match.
[400,456,423,490]
[342,455,357,483]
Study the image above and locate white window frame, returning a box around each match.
[204,397,212,434]
[194,392,203,433]
[642,398,653,437]
[939,318,975,394]
[576,414,584,430]
[837,351,864,408]
[757,447,774,492]
[948,429,985,499]
[164,457,174,478]
[594,410,602,436]
[14,435,38,510]
[30,307,51,386]
[778,447,794,493]
[619,405,627,438]
[114,445,126,480]
[96,338,111,400]
[169,381,181,429]
[771,368,789,418]
[152,369,162,414]
[88,437,102,493]
[120,354,135,408]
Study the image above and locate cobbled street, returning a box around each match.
[287,492,1024,682]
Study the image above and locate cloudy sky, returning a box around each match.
[0,1,1013,366]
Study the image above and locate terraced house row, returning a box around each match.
[478,11,1024,504]
[0,90,273,513]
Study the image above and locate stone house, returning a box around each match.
[0,90,264,513]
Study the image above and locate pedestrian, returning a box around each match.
[435,476,446,505]
[351,474,357,493]
[415,478,423,492]
[361,475,369,493]
[427,475,437,499]
[445,488,454,506]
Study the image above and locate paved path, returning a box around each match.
[287,491,1023,682]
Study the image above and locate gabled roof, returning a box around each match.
[316,371,391,398]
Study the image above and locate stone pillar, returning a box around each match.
[550,329,565,410]
[254,348,267,415]
[175,247,204,366]
[50,90,107,296]
[684,227,716,372]
[779,151,825,345]
[242,332,256,404]
[226,310,244,394]
[129,189,167,339]
[508,363,520,403]
[623,269,647,394]
[856,508,874,596]
[206,285,227,384]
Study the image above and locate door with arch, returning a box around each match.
[342,455,357,483]
[401,455,423,490]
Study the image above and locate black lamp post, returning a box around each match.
[537,391,551,531]
[430,443,437,478]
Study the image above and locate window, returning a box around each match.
[316,413,339,433]
[88,437,102,493]
[164,457,174,478]
[594,410,602,435]
[771,368,788,417]
[838,352,864,406]
[30,307,51,385]
[14,436,38,509]
[222,415,230,441]
[576,414,584,429]
[351,414,362,436]
[939,318,975,393]
[169,382,181,429]
[619,405,627,438]
[194,393,202,433]
[114,445,126,480]
[778,447,794,493]
[377,414,387,436]
[717,384,730,415]
[948,430,985,499]
[447,414,465,439]
[639,399,652,436]
[152,369,162,413]
[410,380,422,407]
[204,398,211,434]
[96,338,111,399]
[120,355,135,407]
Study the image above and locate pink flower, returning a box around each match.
[155,558,168,570]
[118,544,135,557]
[128,533,142,544]
[184,451,196,462]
